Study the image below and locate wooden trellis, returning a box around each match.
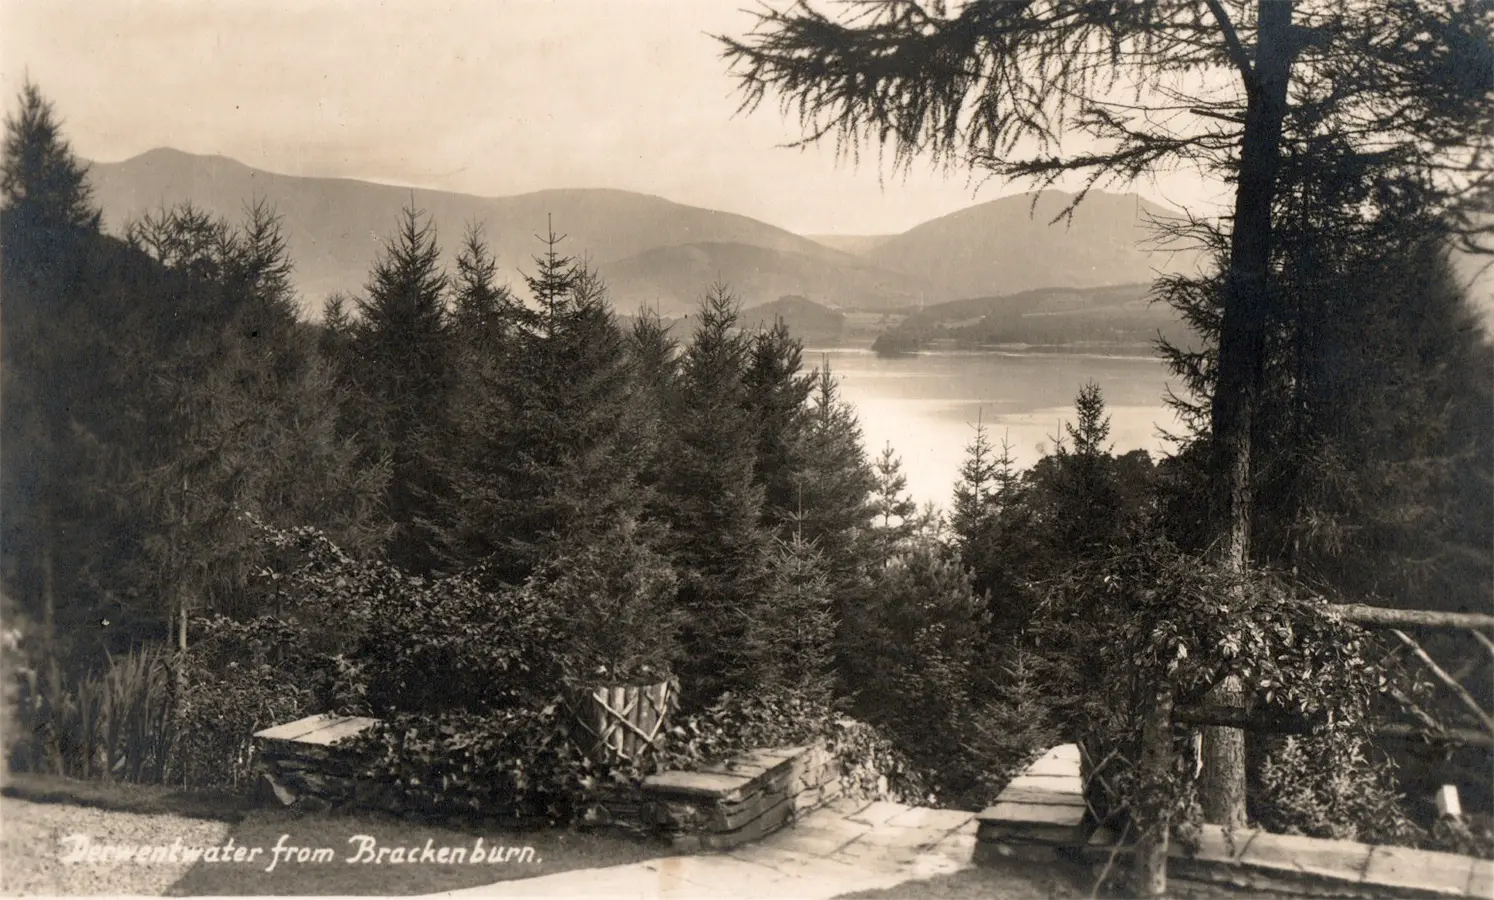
[1174,604,1494,748]
[567,679,678,764]
[1110,603,1494,897]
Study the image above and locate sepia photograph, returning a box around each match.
[1,1,1492,897]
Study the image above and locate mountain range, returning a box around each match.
[84,148,1205,319]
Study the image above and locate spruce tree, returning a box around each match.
[627,307,680,500]
[449,222,517,352]
[656,284,768,705]
[345,204,452,573]
[743,319,815,534]
[866,442,918,565]
[318,291,355,375]
[2,80,111,658]
[789,365,876,588]
[441,230,646,582]
[739,534,836,706]
[1,80,98,235]
[950,418,998,554]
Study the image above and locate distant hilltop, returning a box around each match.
[84,148,1205,320]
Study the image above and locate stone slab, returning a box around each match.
[830,837,920,872]
[1362,844,1476,897]
[1003,773,1083,795]
[1467,858,1493,898]
[254,713,340,742]
[727,844,820,870]
[697,759,772,778]
[884,806,975,831]
[1180,825,1260,864]
[848,800,912,827]
[1022,755,1081,778]
[1235,830,1379,887]
[852,824,947,851]
[671,811,784,852]
[826,797,873,817]
[1045,743,1081,762]
[925,830,978,865]
[296,716,379,746]
[644,769,756,801]
[995,785,1086,807]
[764,822,869,856]
[977,801,1085,828]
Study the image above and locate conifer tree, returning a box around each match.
[125,203,388,620]
[450,223,517,346]
[743,319,815,534]
[440,230,646,582]
[627,307,680,499]
[1,80,98,235]
[318,291,355,375]
[345,204,452,573]
[838,545,991,795]
[656,284,768,704]
[867,442,918,565]
[789,365,876,588]
[950,418,998,554]
[2,80,110,657]
[738,534,836,706]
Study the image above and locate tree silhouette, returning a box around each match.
[721,0,1494,827]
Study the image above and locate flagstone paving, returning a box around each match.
[435,798,978,899]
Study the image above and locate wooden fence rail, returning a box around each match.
[1125,602,1493,897]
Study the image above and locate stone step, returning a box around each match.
[1085,824,1494,899]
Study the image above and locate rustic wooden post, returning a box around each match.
[1133,681,1176,898]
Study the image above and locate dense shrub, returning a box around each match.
[521,519,682,687]
[174,614,325,788]
[257,522,565,714]
[350,699,614,825]
[1253,733,1420,845]
[837,546,993,802]
[1031,538,1385,841]
[653,687,932,804]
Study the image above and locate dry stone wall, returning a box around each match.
[253,712,891,851]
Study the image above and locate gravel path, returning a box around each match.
[1,797,232,896]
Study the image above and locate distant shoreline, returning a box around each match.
[806,341,1167,362]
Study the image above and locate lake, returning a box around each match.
[804,348,1188,509]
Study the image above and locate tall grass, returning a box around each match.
[12,645,178,783]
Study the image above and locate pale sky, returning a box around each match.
[0,0,1232,235]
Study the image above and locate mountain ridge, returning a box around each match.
[83,148,1211,320]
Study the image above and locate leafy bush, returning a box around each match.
[1253,733,1421,845]
[256,522,565,714]
[654,687,932,805]
[1031,538,1385,840]
[350,699,629,825]
[1428,814,1494,860]
[653,688,833,770]
[174,614,323,788]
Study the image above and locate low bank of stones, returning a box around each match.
[253,713,871,850]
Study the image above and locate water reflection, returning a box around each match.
[805,348,1186,509]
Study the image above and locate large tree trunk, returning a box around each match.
[1203,0,1296,828]
[1133,682,1177,898]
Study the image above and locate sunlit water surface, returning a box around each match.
[804,347,1186,509]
